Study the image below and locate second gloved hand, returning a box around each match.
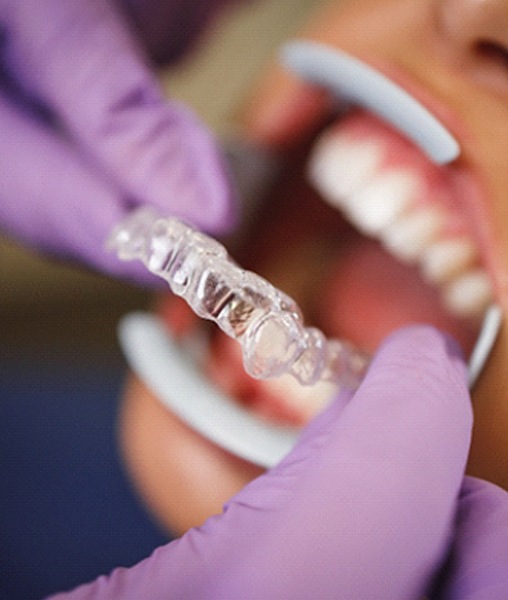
[50,326,508,598]
[0,0,236,284]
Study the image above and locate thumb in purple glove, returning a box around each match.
[49,326,473,599]
[0,0,236,284]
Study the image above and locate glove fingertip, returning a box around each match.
[142,103,239,234]
[368,325,469,394]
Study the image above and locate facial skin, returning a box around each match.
[119,0,508,536]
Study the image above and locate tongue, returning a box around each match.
[320,232,478,355]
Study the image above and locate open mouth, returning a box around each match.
[115,43,499,467]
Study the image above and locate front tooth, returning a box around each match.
[443,270,492,318]
[422,237,478,284]
[381,206,445,263]
[308,134,382,207]
[345,170,418,235]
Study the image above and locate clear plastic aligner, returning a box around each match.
[108,208,370,389]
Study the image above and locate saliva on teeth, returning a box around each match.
[108,207,370,391]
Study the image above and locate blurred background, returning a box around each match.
[0,1,320,597]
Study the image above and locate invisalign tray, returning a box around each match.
[108,207,370,390]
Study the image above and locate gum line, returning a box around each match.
[107,208,370,389]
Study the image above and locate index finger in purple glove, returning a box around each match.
[1,0,235,234]
[52,326,472,599]
[0,91,162,285]
[208,325,472,599]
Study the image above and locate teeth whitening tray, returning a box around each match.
[112,41,502,468]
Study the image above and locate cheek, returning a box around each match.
[489,171,508,296]
[305,0,419,51]
[118,375,264,536]
[464,110,508,299]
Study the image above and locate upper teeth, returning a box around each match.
[347,171,417,235]
[308,131,492,319]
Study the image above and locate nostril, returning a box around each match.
[475,40,508,70]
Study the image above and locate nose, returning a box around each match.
[437,0,508,72]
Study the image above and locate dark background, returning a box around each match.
[0,244,169,599]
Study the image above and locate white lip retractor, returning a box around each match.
[281,41,460,165]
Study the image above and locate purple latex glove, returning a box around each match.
[0,0,237,284]
[48,326,508,599]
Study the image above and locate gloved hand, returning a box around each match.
[50,326,508,599]
[0,0,237,284]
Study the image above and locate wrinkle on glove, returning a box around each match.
[0,0,236,284]
[49,326,497,600]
